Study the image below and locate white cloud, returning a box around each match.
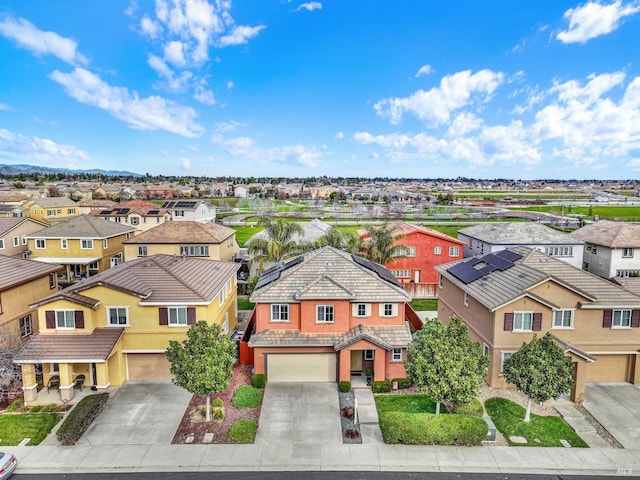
[164,40,186,66]
[227,80,234,89]
[219,25,266,47]
[557,0,640,44]
[335,131,344,139]
[295,2,322,12]
[193,86,215,105]
[140,15,162,38]
[0,128,89,168]
[125,0,138,17]
[0,15,87,65]
[0,103,11,111]
[180,157,191,169]
[415,65,432,77]
[147,54,193,92]
[50,68,203,137]
[213,134,323,168]
[215,120,247,133]
[374,69,505,126]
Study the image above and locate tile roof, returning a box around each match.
[569,220,640,248]
[359,220,466,245]
[32,254,240,306]
[123,221,235,244]
[334,323,412,350]
[25,214,136,239]
[27,197,78,207]
[249,218,333,244]
[457,222,582,245]
[437,246,640,311]
[14,327,124,363]
[250,246,411,304]
[0,256,63,291]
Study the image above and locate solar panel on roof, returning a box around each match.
[147,209,160,214]
[496,250,522,262]
[484,253,512,271]
[449,262,486,284]
[262,263,280,276]
[98,210,113,215]
[117,208,130,214]
[282,255,304,271]
[448,249,522,284]
[254,270,281,290]
[162,201,176,208]
[175,201,197,208]
[351,254,402,287]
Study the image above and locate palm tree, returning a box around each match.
[248,218,309,273]
[315,226,362,254]
[361,223,406,264]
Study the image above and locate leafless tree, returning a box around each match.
[0,329,24,406]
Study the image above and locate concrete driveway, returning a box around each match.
[583,382,640,448]
[79,382,192,446]
[255,383,342,444]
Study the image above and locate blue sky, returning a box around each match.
[1,1,640,179]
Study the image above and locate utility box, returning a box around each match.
[484,416,496,442]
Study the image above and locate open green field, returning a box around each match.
[233,226,264,246]
[511,205,640,220]
[455,190,592,200]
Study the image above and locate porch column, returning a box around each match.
[95,362,110,392]
[572,360,587,405]
[58,363,75,403]
[373,348,386,382]
[338,350,350,382]
[21,364,38,403]
[632,353,640,385]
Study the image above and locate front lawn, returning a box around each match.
[409,298,438,311]
[0,413,61,446]
[237,297,255,310]
[375,394,439,414]
[485,398,587,447]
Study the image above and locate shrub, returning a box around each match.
[30,405,43,412]
[371,380,392,393]
[379,411,487,446]
[213,408,224,420]
[453,399,484,417]
[6,397,22,412]
[228,419,257,443]
[212,397,224,407]
[232,385,263,408]
[341,406,354,418]
[251,373,266,388]
[392,378,412,389]
[345,428,360,438]
[338,381,351,393]
[56,393,109,445]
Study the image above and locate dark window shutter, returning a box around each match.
[187,307,196,325]
[504,312,514,331]
[632,310,640,328]
[45,311,55,329]
[603,309,612,328]
[532,313,542,331]
[74,311,85,329]
[159,308,168,326]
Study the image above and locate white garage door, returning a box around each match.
[127,353,172,381]
[267,353,337,382]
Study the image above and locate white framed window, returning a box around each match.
[438,274,443,289]
[61,238,68,249]
[20,314,32,337]
[623,248,634,258]
[383,303,394,317]
[56,310,75,329]
[0,238,4,250]
[391,269,411,278]
[356,303,367,317]
[49,273,56,289]
[271,304,289,322]
[131,217,140,226]
[449,246,460,257]
[138,246,148,257]
[398,246,416,257]
[180,245,209,256]
[483,343,490,356]
[68,208,76,215]
[222,312,229,334]
[12,236,19,247]
[500,351,515,375]
[464,292,469,306]
[364,350,375,361]
[434,246,441,255]
[513,312,533,331]
[175,210,185,217]
[22,235,27,245]
[50,362,60,374]
[316,305,334,323]
[103,239,108,248]
[107,307,129,326]
[391,348,403,362]
[168,307,188,326]
[35,239,46,249]
[553,309,574,329]
[612,309,631,328]
[544,246,574,257]
[81,239,94,249]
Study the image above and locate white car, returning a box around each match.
[0,452,17,479]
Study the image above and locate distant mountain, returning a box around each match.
[0,164,141,177]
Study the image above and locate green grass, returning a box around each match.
[228,419,257,443]
[232,226,264,247]
[409,298,438,311]
[375,394,440,414]
[485,398,587,447]
[0,413,61,445]
[511,205,640,220]
[232,385,263,408]
[237,298,255,310]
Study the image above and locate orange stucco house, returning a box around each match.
[248,246,413,383]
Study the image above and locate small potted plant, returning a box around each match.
[364,367,373,386]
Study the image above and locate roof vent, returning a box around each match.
[326,262,335,266]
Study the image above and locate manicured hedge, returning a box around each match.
[379,411,488,446]
[56,393,109,445]
[251,373,266,388]
[228,419,257,443]
[371,380,391,393]
[338,381,351,393]
[232,385,263,408]
[452,399,484,417]
[391,378,412,389]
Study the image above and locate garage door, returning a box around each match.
[267,353,337,382]
[127,353,172,381]
[585,354,630,383]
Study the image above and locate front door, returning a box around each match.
[414,270,420,283]
[350,350,363,373]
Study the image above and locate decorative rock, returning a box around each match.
[560,439,571,448]
[18,438,31,446]
[534,438,540,443]
[203,433,214,443]
[509,435,528,444]
[185,434,195,444]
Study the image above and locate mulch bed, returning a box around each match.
[172,364,262,444]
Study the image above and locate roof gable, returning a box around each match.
[27,214,136,239]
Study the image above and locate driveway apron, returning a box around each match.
[583,382,640,448]
[80,382,192,446]
[255,383,342,444]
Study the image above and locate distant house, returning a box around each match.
[91,199,171,233]
[248,246,413,383]
[0,217,48,258]
[14,254,240,404]
[77,199,117,215]
[160,199,216,223]
[0,204,27,218]
[569,220,640,279]
[24,197,80,225]
[458,222,584,269]
[123,221,239,262]
[234,186,248,198]
[24,215,136,284]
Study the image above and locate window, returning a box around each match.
[449,246,460,257]
[180,245,209,256]
[50,363,60,374]
[544,246,574,257]
[438,274,443,289]
[392,348,403,362]
[514,312,533,331]
[89,261,99,270]
[364,350,374,361]
[434,246,441,255]
[356,303,367,317]
[56,310,75,329]
[483,344,490,356]
[397,246,416,257]
[0,239,4,249]
[612,309,631,328]
[103,239,108,248]
[168,307,188,326]
[316,305,334,323]
[81,239,94,249]
[46,209,56,217]
[553,309,574,328]
[464,292,469,307]
[68,208,76,215]
[131,217,140,226]
[12,236,19,247]
[49,273,56,289]
[271,304,289,322]
[222,313,229,334]
[383,303,394,317]
[500,352,515,374]
[391,269,411,278]
[22,235,27,245]
[61,238,68,249]
[138,246,148,257]
[35,239,46,249]
[107,307,128,326]
[175,210,185,217]
[20,315,32,337]
[623,248,634,258]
